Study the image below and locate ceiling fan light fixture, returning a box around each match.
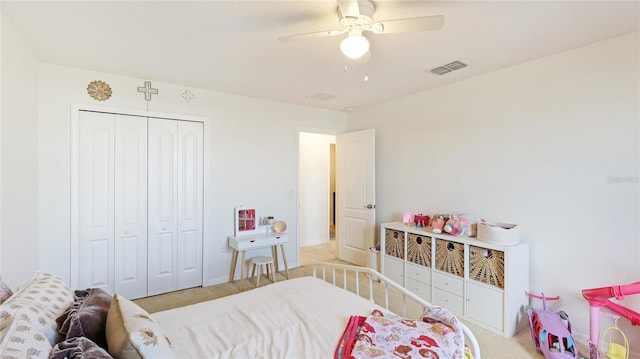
[340,34,369,59]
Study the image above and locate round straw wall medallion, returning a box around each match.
[87,80,112,101]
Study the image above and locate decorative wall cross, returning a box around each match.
[137,81,158,101]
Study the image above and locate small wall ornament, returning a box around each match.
[137,81,158,101]
[181,89,195,103]
[87,80,112,101]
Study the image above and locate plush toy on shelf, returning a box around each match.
[430,215,446,234]
[402,212,413,226]
[443,214,478,236]
[413,214,430,228]
[444,215,469,236]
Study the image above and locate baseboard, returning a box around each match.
[205,275,229,287]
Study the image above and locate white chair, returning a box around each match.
[250,256,276,287]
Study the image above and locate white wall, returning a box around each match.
[299,132,334,247]
[0,14,39,288]
[1,8,348,289]
[347,32,640,351]
[0,43,352,292]
[34,64,346,286]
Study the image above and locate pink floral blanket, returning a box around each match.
[335,306,468,359]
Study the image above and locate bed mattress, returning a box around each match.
[152,276,381,358]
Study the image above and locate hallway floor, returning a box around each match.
[300,238,336,266]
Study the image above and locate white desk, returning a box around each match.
[228,233,290,291]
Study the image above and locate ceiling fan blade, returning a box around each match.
[278,29,346,43]
[337,0,360,19]
[373,15,444,34]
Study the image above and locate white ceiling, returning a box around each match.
[2,1,639,111]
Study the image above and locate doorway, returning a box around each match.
[298,132,337,266]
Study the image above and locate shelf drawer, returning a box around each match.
[230,237,266,250]
[435,239,465,277]
[406,262,431,285]
[264,234,289,246]
[433,271,464,297]
[383,255,404,285]
[407,233,431,267]
[466,281,504,331]
[432,287,463,315]
[407,277,431,302]
[469,245,505,289]
[384,229,405,259]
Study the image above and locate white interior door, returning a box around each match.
[147,118,179,296]
[336,129,376,265]
[114,115,148,299]
[77,111,115,293]
[176,121,204,289]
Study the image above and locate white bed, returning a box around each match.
[152,262,481,358]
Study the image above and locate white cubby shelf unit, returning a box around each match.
[379,222,529,338]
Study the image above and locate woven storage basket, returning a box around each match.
[385,229,404,259]
[435,239,464,277]
[469,245,505,288]
[407,233,431,267]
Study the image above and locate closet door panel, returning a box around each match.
[114,115,148,299]
[158,233,175,272]
[78,111,115,293]
[84,239,110,290]
[148,118,179,296]
[177,121,204,289]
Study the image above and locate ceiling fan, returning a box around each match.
[278,0,444,59]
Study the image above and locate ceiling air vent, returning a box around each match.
[430,66,452,75]
[430,60,467,75]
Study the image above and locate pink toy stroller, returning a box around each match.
[525,291,579,359]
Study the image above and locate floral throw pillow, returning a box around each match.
[105,294,175,359]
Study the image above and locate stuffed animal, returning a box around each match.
[444,214,477,236]
[414,214,430,228]
[430,216,446,234]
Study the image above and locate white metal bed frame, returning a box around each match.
[312,261,482,359]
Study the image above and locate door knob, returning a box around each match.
[366,204,375,209]
[162,226,167,231]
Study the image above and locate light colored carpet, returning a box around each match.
[134,242,574,358]
[300,238,337,266]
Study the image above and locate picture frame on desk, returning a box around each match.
[235,205,261,237]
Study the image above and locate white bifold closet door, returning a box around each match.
[115,115,149,299]
[78,111,148,299]
[76,111,203,299]
[147,118,204,296]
